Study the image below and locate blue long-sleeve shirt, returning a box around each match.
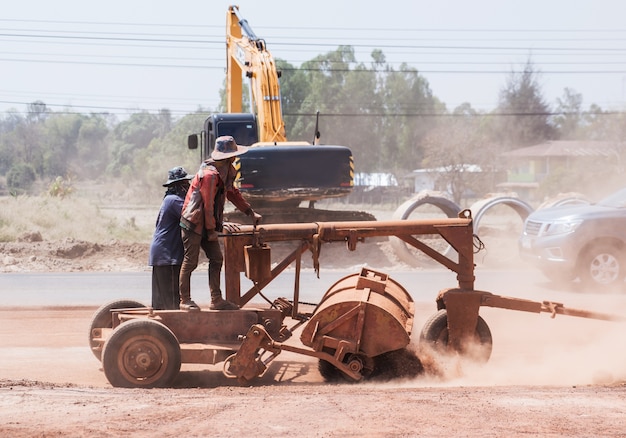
[149,194,185,266]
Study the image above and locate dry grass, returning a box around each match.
[0,182,163,243]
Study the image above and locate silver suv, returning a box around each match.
[519,187,626,290]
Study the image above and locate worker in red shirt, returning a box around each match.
[179,136,262,310]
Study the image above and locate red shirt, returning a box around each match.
[180,160,251,235]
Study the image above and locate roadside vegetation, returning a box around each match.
[0,183,157,244]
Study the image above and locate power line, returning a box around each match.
[1,98,620,118]
[4,50,626,67]
[0,32,217,44]
[1,48,625,75]
[4,26,626,44]
[2,57,625,75]
[0,57,218,69]
[0,100,206,116]
[296,111,624,117]
[0,27,219,39]
[2,17,626,33]
[3,31,626,52]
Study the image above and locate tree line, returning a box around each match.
[1,46,624,201]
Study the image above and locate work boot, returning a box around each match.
[209,296,239,310]
[180,300,200,311]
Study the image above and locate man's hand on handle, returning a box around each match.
[250,210,262,226]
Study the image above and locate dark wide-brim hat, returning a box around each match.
[163,166,193,187]
[211,135,248,160]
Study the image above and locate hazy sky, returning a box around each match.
[2,0,626,117]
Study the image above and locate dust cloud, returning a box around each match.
[399,298,626,389]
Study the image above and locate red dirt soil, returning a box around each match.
[1,301,625,437]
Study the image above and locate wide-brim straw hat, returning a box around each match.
[211,135,249,160]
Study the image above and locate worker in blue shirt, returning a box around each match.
[149,166,193,309]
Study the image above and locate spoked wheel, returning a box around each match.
[318,353,375,382]
[102,319,181,388]
[419,309,493,363]
[88,299,146,360]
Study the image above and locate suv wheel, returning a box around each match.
[580,244,624,290]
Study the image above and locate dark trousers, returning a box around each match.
[151,265,182,310]
[179,228,224,304]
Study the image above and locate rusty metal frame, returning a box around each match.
[222,216,476,307]
[222,213,625,358]
[225,323,366,384]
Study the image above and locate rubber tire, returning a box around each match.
[419,309,493,363]
[102,318,181,388]
[88,299,146,360]
[579,244,625,291]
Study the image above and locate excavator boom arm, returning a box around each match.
[226,5,287,143]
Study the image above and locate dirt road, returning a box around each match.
[1,300,625,437]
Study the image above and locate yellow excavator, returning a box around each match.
[188,5,374,223]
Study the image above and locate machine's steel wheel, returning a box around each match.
[419,309,493,362]
[370,348,424,381]
[101,318,181,388]
[390,191,461,267]
[318,359,342,381]
[318,353,375,382]
[579,244,625,290]
[88,299,146,360]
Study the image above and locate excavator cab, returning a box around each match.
[188,113,259,162]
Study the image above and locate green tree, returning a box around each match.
[6,162,37,193]
[42,113,83,178]
[133,111,207,188]
[378,63,442,174]
[108,111,165,177]
[283,47,441,175]
[12,103,48,176]
[0,112,23,174]
[75,114,111,178]
[554,88,583,140]
[496,59,555,148]
[276,58,311,140]
[422,105,496,203]
[289,45,361,142]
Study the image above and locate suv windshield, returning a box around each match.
[597,187,626,208]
